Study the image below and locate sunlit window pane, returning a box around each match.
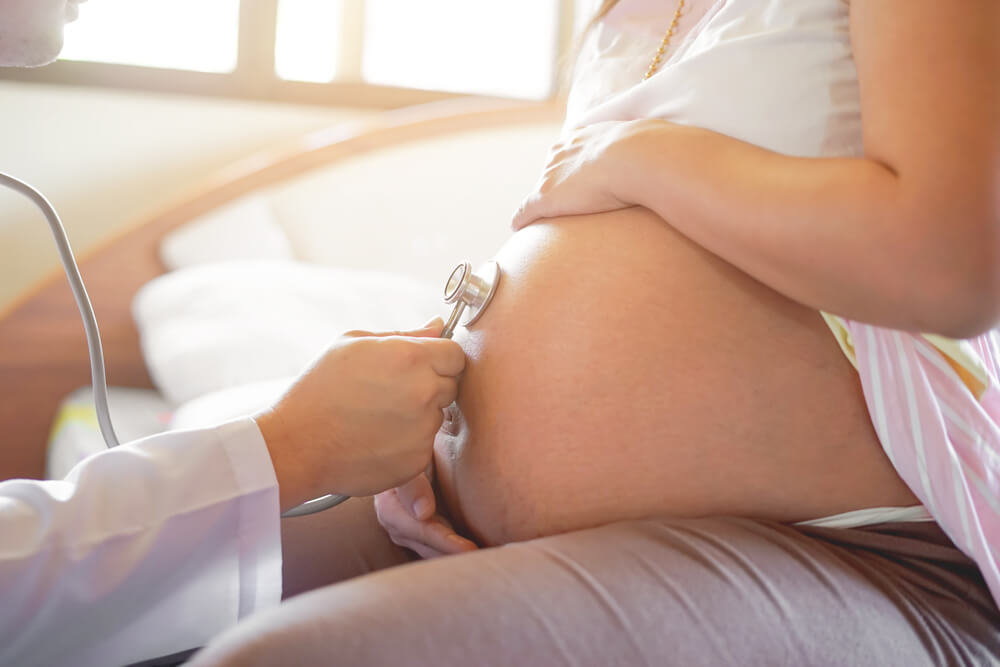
[60,0,240,73]
[275,0,342,82]
[363,1,559,99]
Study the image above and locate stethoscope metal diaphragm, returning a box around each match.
[287,259,501,516]
[441,260,501,339]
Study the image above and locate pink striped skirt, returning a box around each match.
[848,322,1000,609]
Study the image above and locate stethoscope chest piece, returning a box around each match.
[441,260,501,338]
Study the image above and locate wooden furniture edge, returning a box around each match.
[0,97,565,480]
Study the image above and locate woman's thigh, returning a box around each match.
[280,496,413,599]
[195,517,1000,666]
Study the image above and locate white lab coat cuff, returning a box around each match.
[216,417,283,619]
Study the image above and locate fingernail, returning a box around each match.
[448,535,474,550]
[421,316,443,330]
[412,497,433,519]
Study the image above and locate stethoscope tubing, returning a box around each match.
[0,171,333,517]
[3,169,498,519]
[0,172,121,450]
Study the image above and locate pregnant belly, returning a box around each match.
[434,207,918,546]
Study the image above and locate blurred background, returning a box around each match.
[0,0,588,312]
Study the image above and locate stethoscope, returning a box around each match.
[0,170,501,518]
[441,259,501,339]
[284,260,500,516]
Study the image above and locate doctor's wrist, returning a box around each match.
[254,408,318,513]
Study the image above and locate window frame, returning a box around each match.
[0,0,579,109]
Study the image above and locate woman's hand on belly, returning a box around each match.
[374,471,478,559]
[512,119,653,231]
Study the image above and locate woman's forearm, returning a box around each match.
[613,122,999,338]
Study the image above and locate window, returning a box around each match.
[361,1,560,99]
[1,0,592,108]
[60,0,241,73]
[274,0,343,84]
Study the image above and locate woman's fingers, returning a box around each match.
[393,540,446,560]
[394,518,477,558]
[373,487,478,558]
[511,120,641,232]
[394,473,436,520]
[373,487,410,529]
[512,193,546,231]
[416,516,479,554]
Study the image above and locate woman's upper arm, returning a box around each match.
[850,1,998,200]
[849,0,1000,316]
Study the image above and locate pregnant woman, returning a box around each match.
[195,1,1000,664]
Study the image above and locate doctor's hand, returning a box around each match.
[255,318,466,513]
[510,119,661,231]
[374,471,478,559]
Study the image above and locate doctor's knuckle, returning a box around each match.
[389,341,422,369]
[410,372,438,408]
[416,378,440,406]
[350,337,379,358]
[403,380,433,409]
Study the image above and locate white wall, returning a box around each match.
[0,81,372,312]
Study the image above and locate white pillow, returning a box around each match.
[159,195,295,271]
[169,378,294,431]
[133,259,444,404]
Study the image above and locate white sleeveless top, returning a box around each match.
[565,0,862,158]
[564,0,991,402]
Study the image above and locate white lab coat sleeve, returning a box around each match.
[0,417,282,667]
